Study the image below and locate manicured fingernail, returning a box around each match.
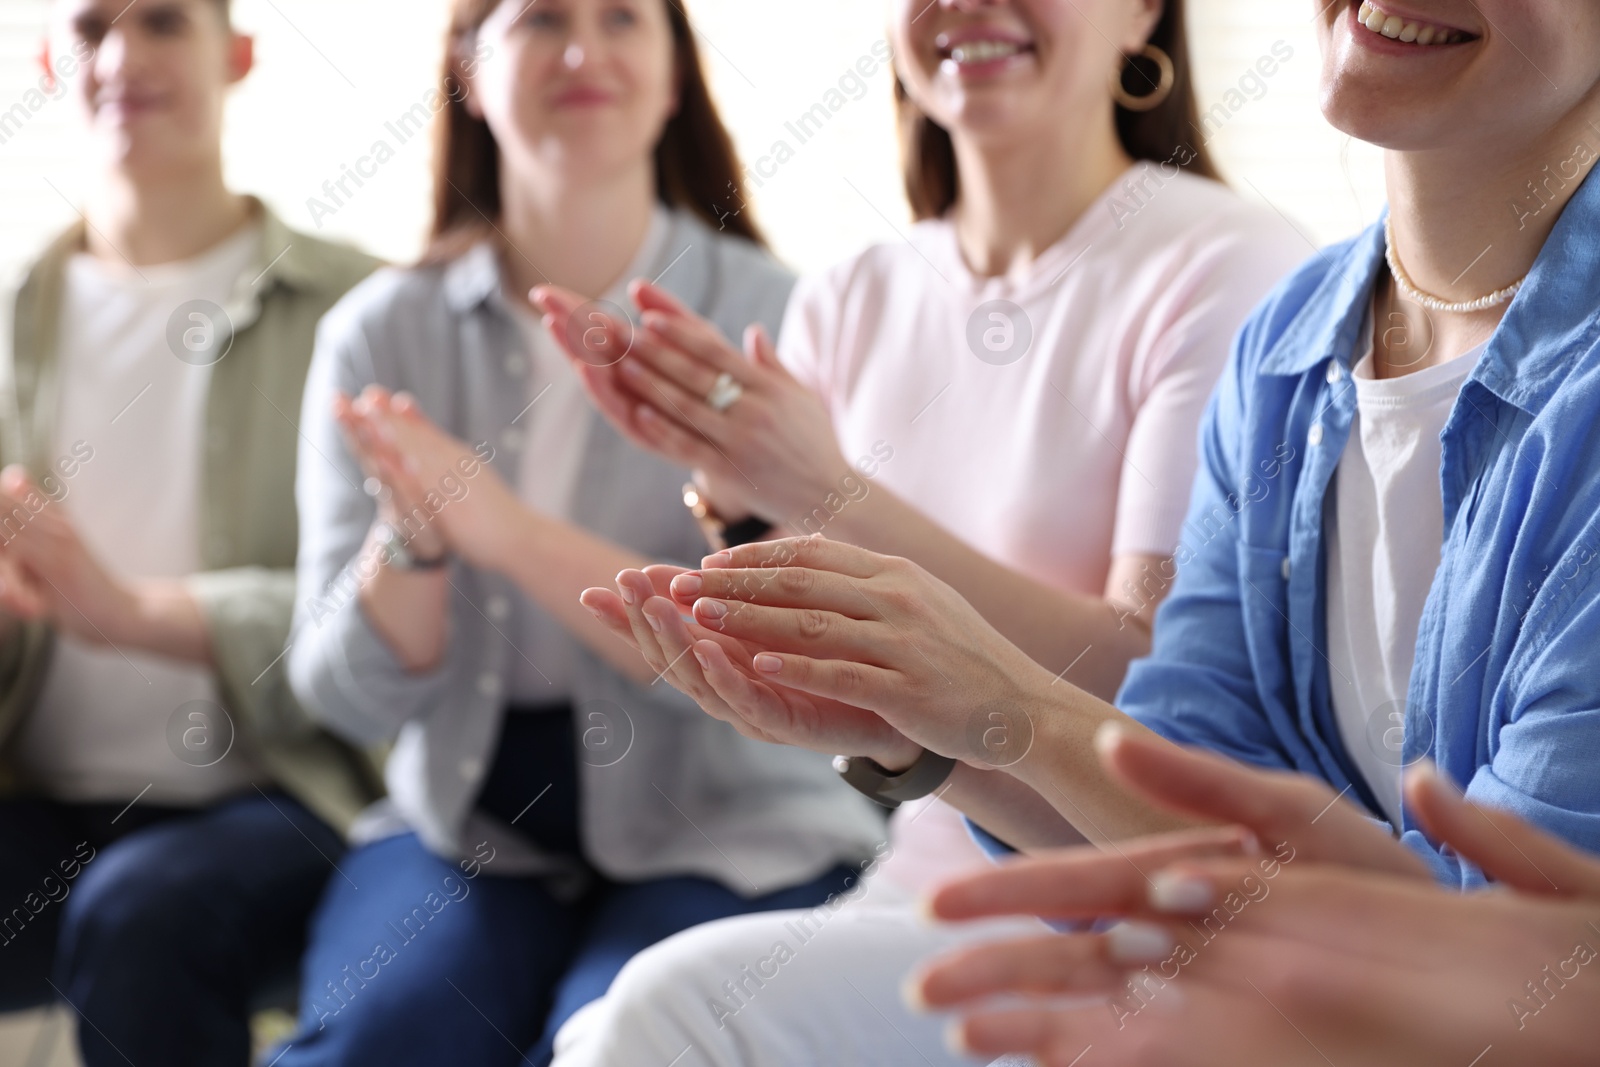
[702,551,733,569]
[693,650,712,670]
[618,579,637,605]
[1093,720,1127,759]
[1149,873,1213,914]
[943,1020,972,1057]
[753,653,782,674]
[697,599,728,621]
[1107,921,1175,965]
[584,605,605,623]
[673,573,703,598]
[901,976,931,1015]
[644,611,662,632]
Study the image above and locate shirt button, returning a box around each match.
[1326,362,1343,384]
[486,596,510,620]
[1308,423,1325,447]
[1281,557,1292,581]
[458,757,482,781]
[477,672,502,699]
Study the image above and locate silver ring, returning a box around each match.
[705,371,744,413]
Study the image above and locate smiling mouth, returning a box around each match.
[1355,1,1476,45]
[936,36,1036,67]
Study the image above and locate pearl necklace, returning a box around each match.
[1384,217,1527,314]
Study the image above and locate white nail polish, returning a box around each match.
[900,977,931,1015]
[942,1020,971,1057]
[1107,921,1175,965]
[1149,873,1213,914]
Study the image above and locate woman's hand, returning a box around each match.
[651,536,1062,767]
[909,732,1600,1067]
[531,280,851,525]
[338,387,522,573]
[919,863,1594,1067]
[915,724,1429,935]
[580,566,922,769]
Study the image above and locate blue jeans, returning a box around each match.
[275,709,860,1066]
[0,790,346,1067]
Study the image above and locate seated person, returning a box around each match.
[529,0,1302,921]
[276,2,884,1064]
[0,1,380,1064]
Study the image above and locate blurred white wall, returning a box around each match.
[0,0,1385,279]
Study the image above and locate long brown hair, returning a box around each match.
[897,0,1219,221]
[424,0,765,263]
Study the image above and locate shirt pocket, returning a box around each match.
[1236,541,1295,710]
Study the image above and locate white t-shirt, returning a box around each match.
[779,165,1308,890]
[502,209,670,703]
[12,224,271,805]
[1326,312,1483,825]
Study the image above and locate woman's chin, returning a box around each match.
[515,124,659,179]
[930,99,1040,147]
[1318,86,1461,153]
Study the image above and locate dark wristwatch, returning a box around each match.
[373,522,450,572]
[683,483,772,551]
[833,750,958,810]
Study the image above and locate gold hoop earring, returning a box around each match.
[1112,44,1175,112]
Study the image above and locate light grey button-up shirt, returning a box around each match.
[289,210,885,892]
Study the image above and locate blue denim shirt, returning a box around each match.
[1116,172,1600,888]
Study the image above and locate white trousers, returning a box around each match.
[550,894,1041,1067]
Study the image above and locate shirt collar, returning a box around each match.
[1256,167,1600,419]
[440,207,679,317]
[442,239,502,314]
[1256,217,1386,379]
[250,200,346,294]
[1472,167,1600,417]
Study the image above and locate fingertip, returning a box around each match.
[943,1019,973,1058]
[1093,719,1130,764]
[1106,921,1176,965]
[701,551,734,570]
[669,572,703,602]
[1148,870,1215,914]
[753,653,783,675]
[1404,759,1460,801]
[615,569,644,605]
[901,972,933,1015]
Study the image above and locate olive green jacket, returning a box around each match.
[0,202,385,833]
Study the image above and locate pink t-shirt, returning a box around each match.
[779,164,1308,893]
